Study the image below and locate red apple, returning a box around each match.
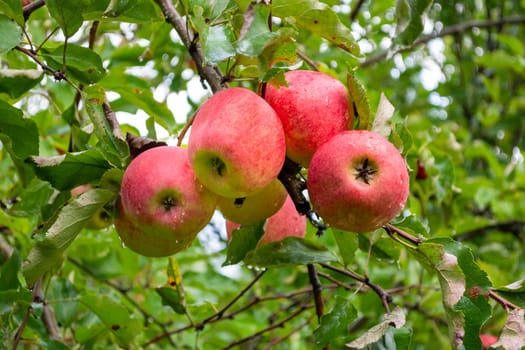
[116,146,218,257]
[218,179,287,225]
[307,130,409,233]
[226,195,306,245]
[188,87,286,198]
[265,70,353,167]
[480,334,498,349]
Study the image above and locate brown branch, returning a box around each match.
[195,269,267,329]
[0,235,14,261]
[23,0,45,21]
[260,315,315,350]
[144,284,329,347]
[349,0,366,22]
[384,223,423,246]
[487,290,521,312]
[360,16,525,68]
[14,46,69,83]
[67,257,175,345]
[222,303,313,350]
[307,264,324,323]
[102,99,124,140]
[455,220,525,242]
[320,263,392,313]
[153,0,226,93]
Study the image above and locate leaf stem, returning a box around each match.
[319,263,392,313]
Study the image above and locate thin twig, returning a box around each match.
[260,315,315,350]
[14,46,71,84]
[384,223,423,246]
[487,290,521,312]
[349,0,366,22]
[222,304,313,350]
[195,269,267,330]
[152,0,226,92]
[455,220,525,242]
[320,263,392,313]
[307,264,324,323]
[360,16,525,68]
[23,0,45,21]
[67,257,175,345]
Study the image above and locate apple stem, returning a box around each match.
[306,210,327,236]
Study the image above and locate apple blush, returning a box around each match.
[307,130,409,233]
[265,70,353,167]
[188,87,286,198]
[116,146,218,257]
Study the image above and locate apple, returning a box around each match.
[218,179,287,225]
[307,130,409,233]
[71,184,113,230]
[264,70,353,167]
[116,146,218,257]
[226,194,306,245]
[480,334,498,349]
[188,87,286,198]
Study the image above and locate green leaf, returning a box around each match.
[79,293,142,347]
[192,6,235,64]
[314,296,357,347]
[494,279,525,309]
[272,0,359,55]
[47,0,84,38]
[491,308,525,350]
[0,250,22,291]
[345,307,406,348]
[156,257,186,314]
[102,0,162,23]
[433,154,455,203]
[244,237,336,268]
[453,295,492,350]
[332,228,358,267]
[83,86,130,168]
[42,44,106,84]
[0,14,22,53]
[0,99,39,159]
[0,69,43,99]
[236,4,277,57]
[8,178,55,217]
[31,149,112,191]
[22,188,116,286]
[223,222,265,266]
[0,0,23,26]
[156,287,186,314]
[47,278,78,328]
[347,71,371,130]
[0,289,32,315]
[394,0,433,46]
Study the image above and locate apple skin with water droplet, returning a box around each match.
[265,70,353,167]
[188,87,286,198]
[307,130,409,233]
[116,146,218,257]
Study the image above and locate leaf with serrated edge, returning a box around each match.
[371,93,395,138]
[22,189,116,286]
[345,307,405,348]
[244,236,336,267]
[491,308,525,350]
[347,71,371,130]
[314,296,357,347]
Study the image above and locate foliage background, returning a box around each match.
[0,0,524,349]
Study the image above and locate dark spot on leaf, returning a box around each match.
[313,20,319,24]
[170,280,176,287]
[111,324,120,330]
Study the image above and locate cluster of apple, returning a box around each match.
[114,70,410,257]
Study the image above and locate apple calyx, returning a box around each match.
[354,158,377,185]
[210,156,226,177]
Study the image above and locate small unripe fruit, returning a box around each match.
[307,130,409,233]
